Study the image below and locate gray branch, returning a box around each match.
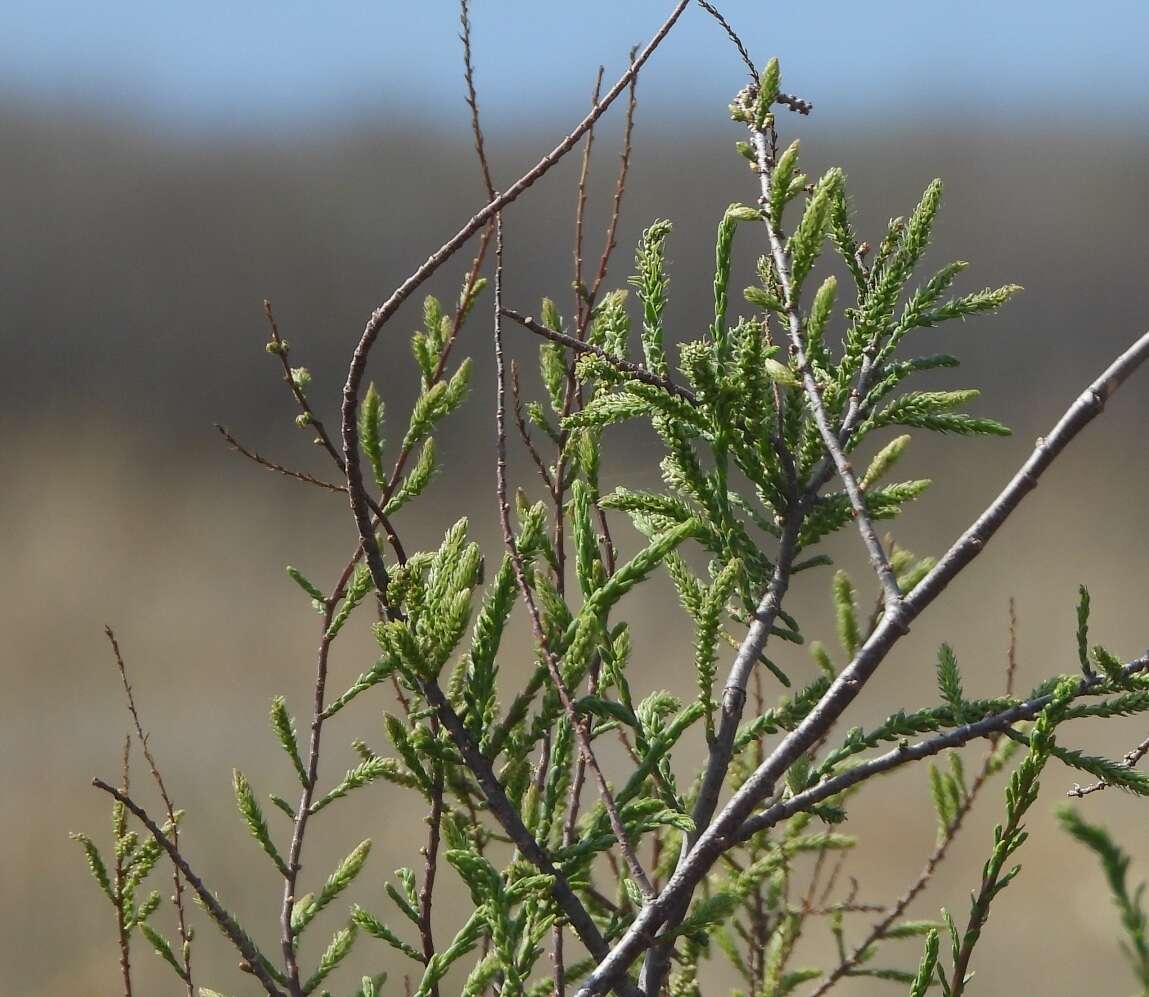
[576,328,1149,995]
[751,127,903,608]
[740,653,1149,840]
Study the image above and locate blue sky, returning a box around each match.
[2,1,1147,130]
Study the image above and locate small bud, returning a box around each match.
[295,413,311,428]
[290,366,311,390]
[724,203,763,224]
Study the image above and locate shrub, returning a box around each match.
[75,4,1149,996]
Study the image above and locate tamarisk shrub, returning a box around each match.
[75,4,1149,996]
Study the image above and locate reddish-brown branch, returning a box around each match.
[417,748,445,997]
[495,215,655,900]
[256,303,411,564]
[573,67,605,328]
[501,307,697,403]
[279,554,359,995]
[511,360,556,492]
[215,424,347,493]
[115,736,134,997]
[587,46,639,312]
[340,0,692,618]
[459,0,496,202]
[106,629,194,995]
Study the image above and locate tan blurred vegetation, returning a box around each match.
[4,98,1148,993]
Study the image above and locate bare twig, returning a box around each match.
[501,306,697,403]
[694,2,811,113]
[340,0,692,609]
[510,359,556,491]
[557,67,606,599]
[417,751,444,997]
[586,46,640,312]
[115,736,134,997]
[92,780,288,997]
[215,425,347,493]
[280,556,359,995]
[495,214,655,899]
[573,67,605,327]
[695,0,757,81]
[106,629,194,995]
[262,300,346,466]
[459,0,496,201]
[808,601,1021,995]
[1006,597,1019,696]
[1067,732,1149,798]
[577,330,1149,995]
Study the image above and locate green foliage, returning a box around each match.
[832,571,860,658]
[1076,584,1093,674]
[360,382,387,490]
[75,37,1148,997]
[73,798,189,985]
[935,645,966,725]
[787,168,843,294]
[234,769,289,876]
[269,696,307,786]
[932,677,1078,992]
[908,929,939,997]
[1060,808,1149,992]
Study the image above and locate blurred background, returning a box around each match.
[4,1,1148,993]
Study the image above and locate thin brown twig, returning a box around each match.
[417,749,445,997]
[340,0,693,612]
[106,628,194,995]
[257,304,411,564]
[115,735,133,997]
[586,45,639,313]
[280,554,360,996]
[511,359,556,491]
[460,0,496,201]
[804,901,887,918]
[695,0,757,81]
[215,425,347,493]
[575,47,638,598]
[500,306,697,403]
[556,67,606,604]
[1006,597,1018,696]
[808,746,1000,996]
[574,67,605,328]
[263,300,345,467]
[495,213,655,900]
[693,1,812,114]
